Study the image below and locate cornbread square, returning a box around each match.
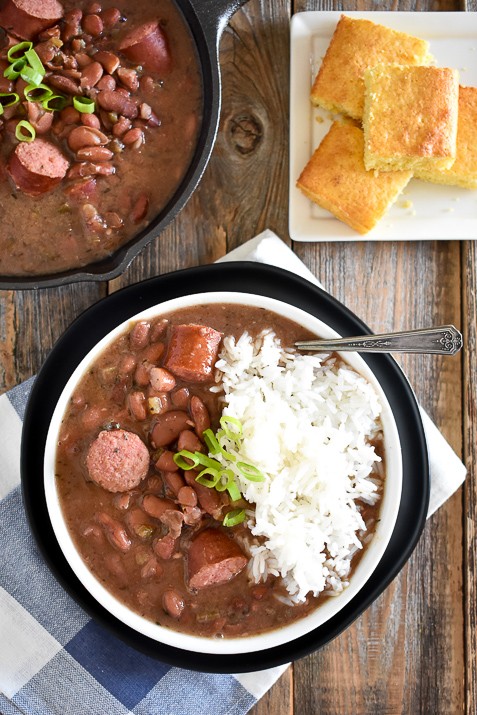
[310,15,432,120]
[363,64,459,173]
[296,122,412,234]
[414,86,477,189]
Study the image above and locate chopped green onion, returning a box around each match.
[203,428,220,454]
[237,462,264,482]
[4,58,26,80]
[220,415,243,442]
[223,509,246,527]
[73,96,95,114]
[42,94,69,111]
[20,65,43,87]
[214,468,234,492]
[24,48,45,78]
[0,92,20,107]
[24,84,52,102]
[195,467,220,488]
[7,42,32,62]
[15,120,36,142]
[173,450,200,470]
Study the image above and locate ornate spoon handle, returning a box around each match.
[295,325,463,355]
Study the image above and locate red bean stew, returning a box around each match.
[55,304,385,639]
[0,0,202,275]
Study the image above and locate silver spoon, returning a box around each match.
[295,325,463,355]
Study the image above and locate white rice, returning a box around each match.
[212,330,384,603]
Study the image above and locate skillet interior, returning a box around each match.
[0,0,222,289]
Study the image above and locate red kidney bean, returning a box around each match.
[127,391,147,421]
[80,61,103,89]
[141,557,161,579]
[155,450,177,472]
[190,396,211,436]
[113,492,133,510]
[68,125,109,151]
[151,411,191,448]
[177,486,198,508]
[49,74,81,95]
[162,471,185,496]
[97,75,116,92]
[75,52,92,68]
[38,25,61,40]
[124,129,144,151]
[64,177,98,202]
[35,41,57,64]
[91,162,115,176]
[62,9,82,42]
[131,193,149,224]
[171,387,190,410]
[118,353,136,376]
[130,321,150,349]
[112,115,132,137]
[149,319,168,341]
[177,429,202,454]
[86,1,102,12]
[94,50,120,75]
[134,362,150,387]
[142,495,178,520]
[117,67,139,92]
[97,89,138,118]
[61,106,81,125]
[153,534,177,560]
[149,367,175,393]
[81,113,101,129]
[59,68,82,81]
[182,506,202,526]
[141,343,164,364]
[147,393,170,415]
[76,146,114,162]
[162,589,184,619]
[82,14,103,36]
[32,112,54,135]
[139,102,152,120]
[139,75,155,94]
[95,512,131,552]
[102,7,122,27]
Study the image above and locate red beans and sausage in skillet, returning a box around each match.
[55,304,386,639]
[0,0,201,275]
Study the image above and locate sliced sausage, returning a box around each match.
[86,428,150,492]
[0,0,64,40]
[118,21,171,75]
[187,529,248,591]
[7,139,69,197]
[164,324,222,383]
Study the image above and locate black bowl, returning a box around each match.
[21,262,429,671]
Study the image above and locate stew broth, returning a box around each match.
[55,304,385,638]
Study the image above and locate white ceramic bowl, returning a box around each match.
[44,291,402,655]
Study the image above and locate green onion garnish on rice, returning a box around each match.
[222,509,246,527]
[173,415,263,524]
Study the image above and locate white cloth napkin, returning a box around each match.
[218,229,467,516]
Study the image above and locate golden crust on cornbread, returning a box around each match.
[363,64,459,173]
[296,122,412,234]
[414,85,477,189]
[310,15,432,120]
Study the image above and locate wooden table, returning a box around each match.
[1,0,475,713]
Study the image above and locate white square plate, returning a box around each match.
[289,11,477,241]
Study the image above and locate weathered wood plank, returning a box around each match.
[0,284,106,394]
[462,239,477,715]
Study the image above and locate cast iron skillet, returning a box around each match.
[21,263,430,672]
[0,0,247,290]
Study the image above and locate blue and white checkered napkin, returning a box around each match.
[0,230,466,715]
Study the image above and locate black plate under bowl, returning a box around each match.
[21,262,429,672]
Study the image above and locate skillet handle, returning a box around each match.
[187,0,248,43]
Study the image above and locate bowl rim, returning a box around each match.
[20,262,429,671]
[43,290,403,655]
